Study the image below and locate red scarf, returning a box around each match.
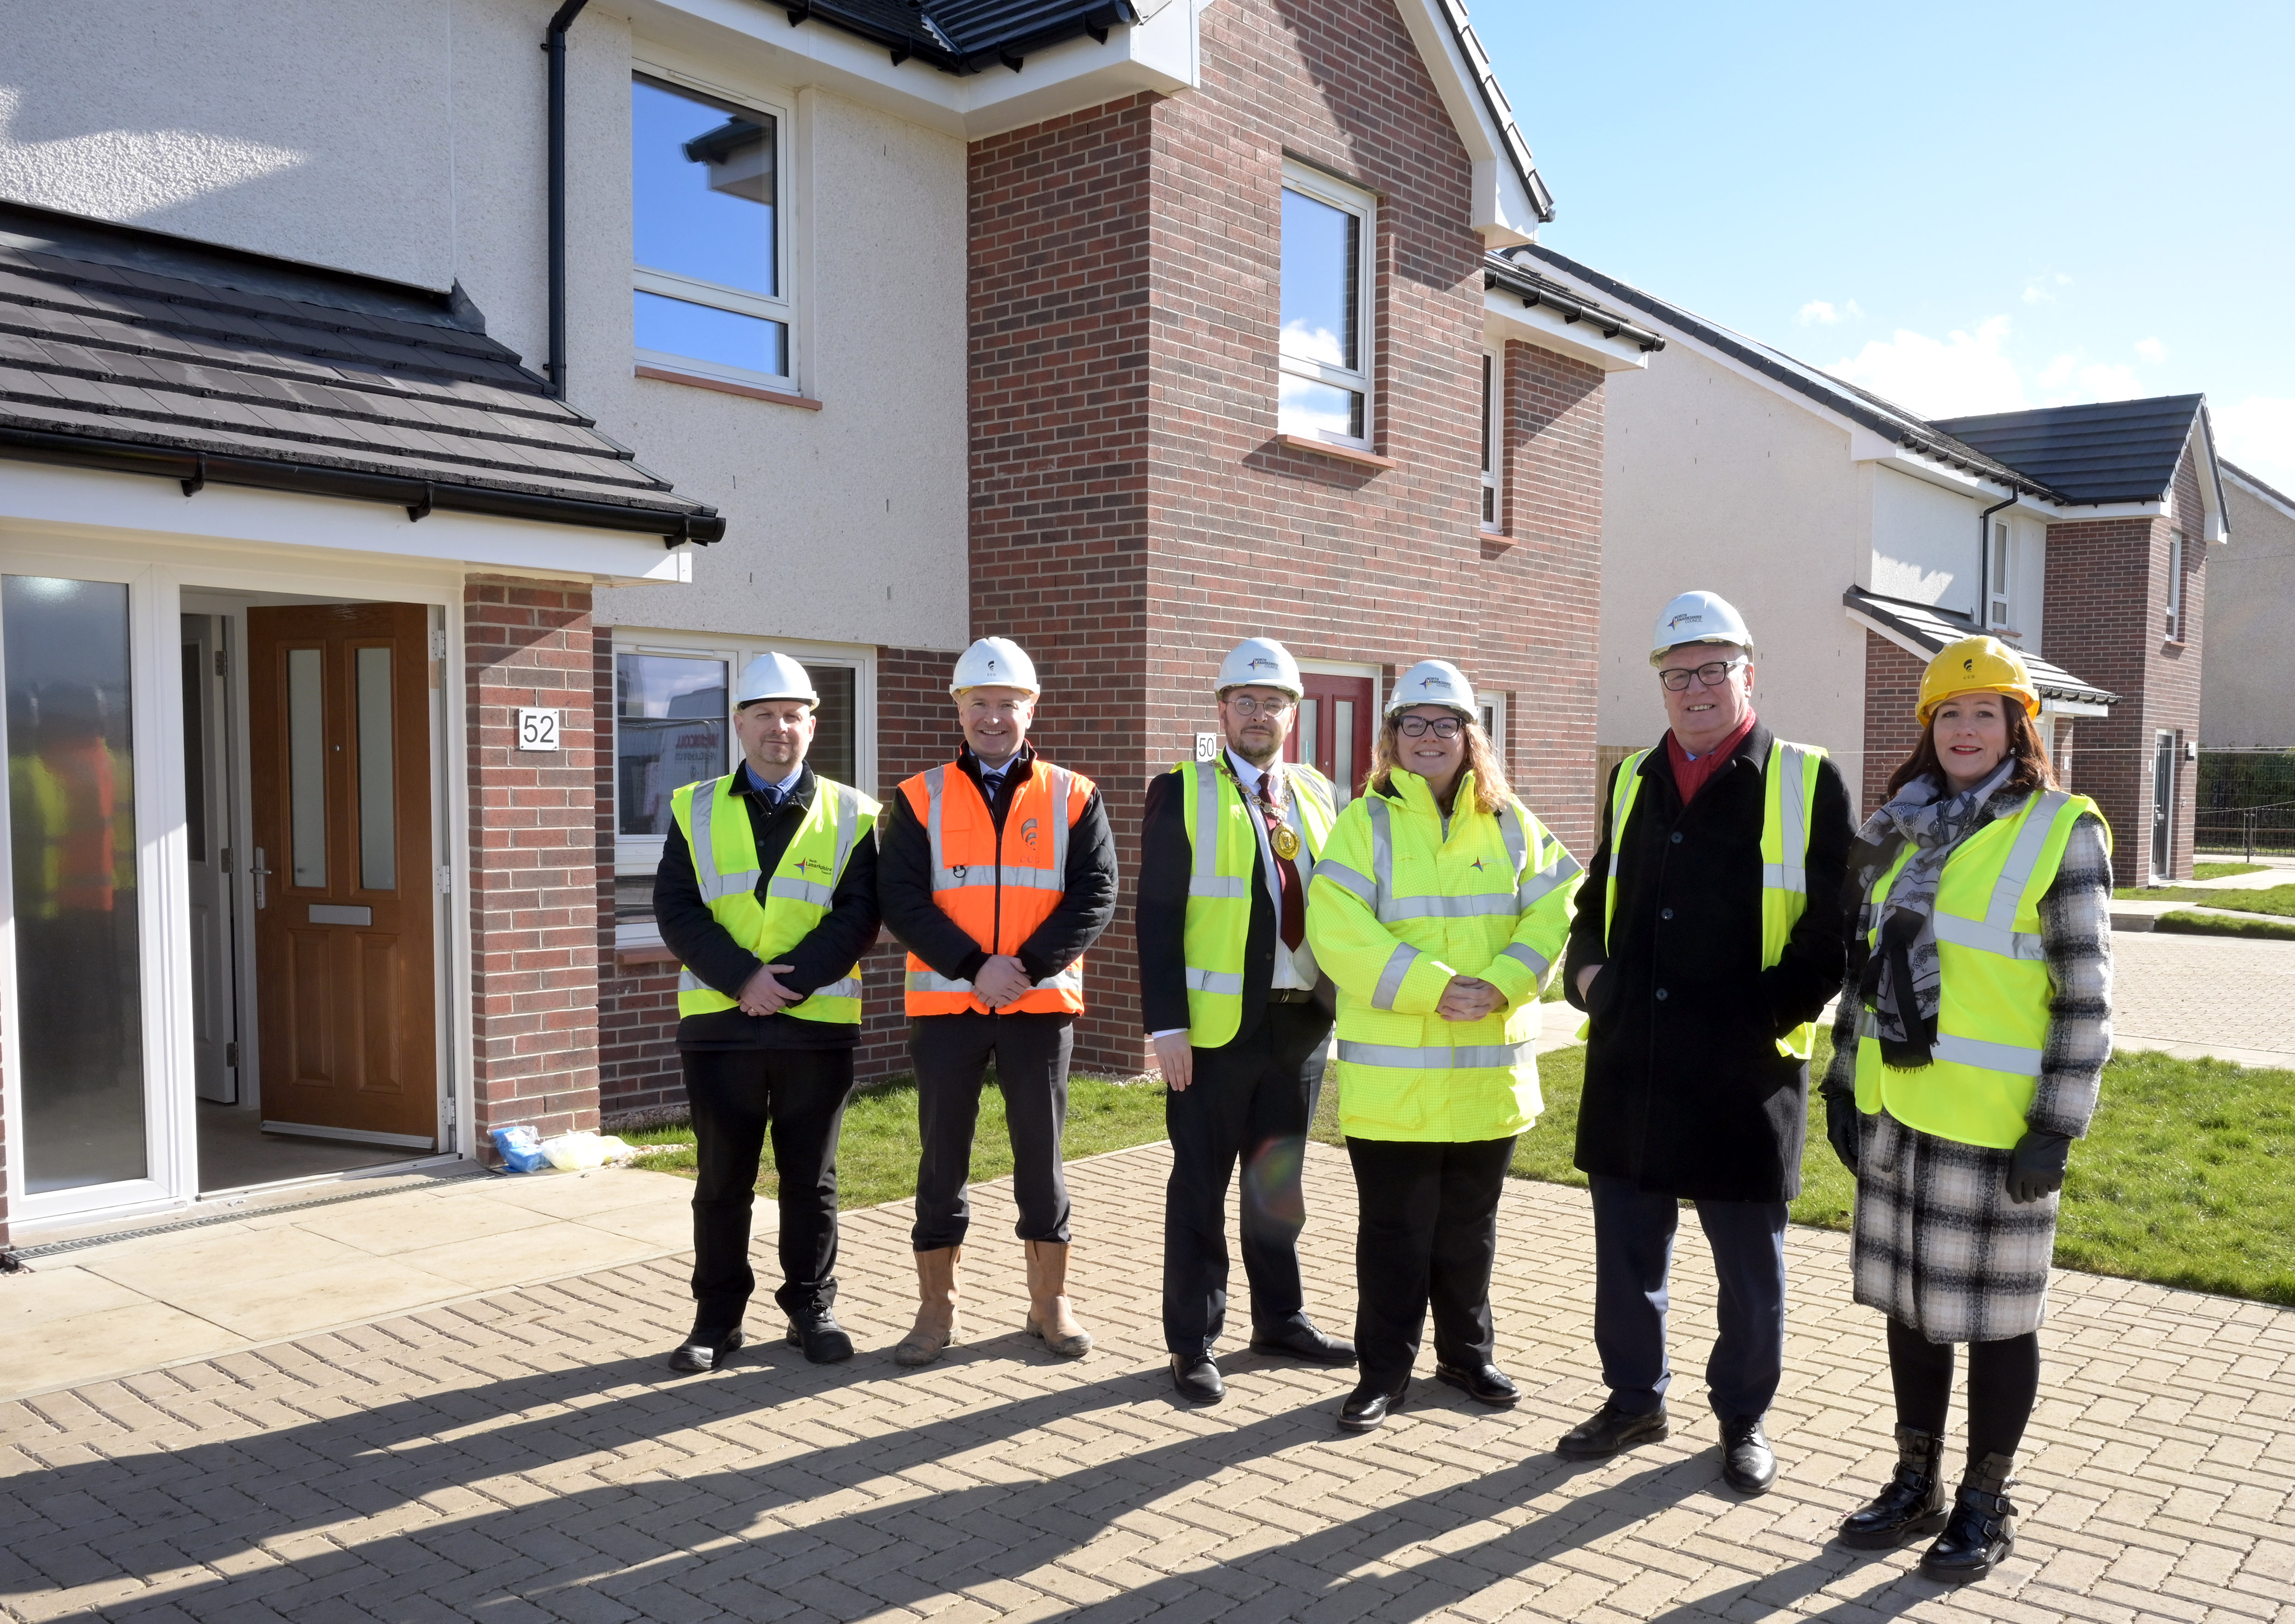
[1666,711,1757,805]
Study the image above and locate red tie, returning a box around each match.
[1258,775,1305,952]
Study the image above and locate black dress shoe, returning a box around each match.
[1840,1426,1948,1549]
[1919,1453,2017,1584]
[1249,1321,1358,1367]
[666,1326,745,1374]
[1171,1353,1225,1404]
[1434,1362,1520,1407]
[785,1311,855,1365]
[1720,1413,1778,1495]
[1338,1377,1408,1432]
[1555,1401,1669,1459]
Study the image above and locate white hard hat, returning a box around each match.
[950,636,1040,697]
[734,651,818,707]
[1648,590,1754,667]
[1215,637,1303,698]
[1386,659,1477,717]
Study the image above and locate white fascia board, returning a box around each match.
[2189,416,2229,544]
[1387,0,1544,246]
[626,0,1204,143]
[2041,499,2167,522]
[1483,294,1649,373]
[1844,602,1935,664]
[2227,464,2295,526]
[1849,433,2060,517]
[2041,697,2110,718]
[0,461,695,584]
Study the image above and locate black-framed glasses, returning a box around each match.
[1396,715,1463,739]
[1224,694,1295,718]
[1657,657,1748,692]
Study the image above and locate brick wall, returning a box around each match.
[1861,632,1928,816]
[466,576,600,1145]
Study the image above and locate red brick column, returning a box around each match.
[466,576,599,1143]
[1861,633,1928,817]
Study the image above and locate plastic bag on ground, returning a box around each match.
[488,1124,550,1174]
[539,1130,611,1171]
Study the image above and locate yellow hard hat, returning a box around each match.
[1917,635,2040,725]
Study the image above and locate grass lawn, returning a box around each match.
[2154,910,2295,941]
[2193,861,2271,880]
[2114,881,2295,913]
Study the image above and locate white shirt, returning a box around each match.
[1152,750,1315,1041]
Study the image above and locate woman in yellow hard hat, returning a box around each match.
[1818,635,2112,1584]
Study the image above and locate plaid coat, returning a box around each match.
[1822,806,2112,1342]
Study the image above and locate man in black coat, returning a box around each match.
[1559,591,1852,1495]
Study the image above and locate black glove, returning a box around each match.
[1822,1085,1860,1175]
[2005,1129,2071,1203]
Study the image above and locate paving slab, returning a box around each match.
[2,1142,2287,1624]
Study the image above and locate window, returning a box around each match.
[1987,522,2013,631]
[631,74,791,387]
[1477,691,1506,762]
[1480,351,1502,529]
[613,634,871,876]
[2166,529,2186,640]
[1278,163,1375,449]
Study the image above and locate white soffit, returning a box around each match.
[1389,0,1550,245]
[1483,293,1650,372]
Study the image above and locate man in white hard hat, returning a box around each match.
[877,637,1118,1366]
[1557,591,1852,1494]
[653,651,883,1373]
[1138,638,1356,1404]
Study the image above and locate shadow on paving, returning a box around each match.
[0,1328,1868,1623]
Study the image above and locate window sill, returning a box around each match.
[615,920,679,964]
[1479,528,1513,549]
[1274,433,1397,471]
[635,365,822,409]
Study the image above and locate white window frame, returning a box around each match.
[2165,529,2186,641]
[611,629,874,876]
[630,64,797,392]
[1476,690,1507,761]
[1986,521,2014,632]
[1278,160,1377,452]
[1480,350,1503,531]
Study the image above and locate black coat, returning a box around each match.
[1561,722,1853,1202]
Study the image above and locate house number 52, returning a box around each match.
[517,707,561,751]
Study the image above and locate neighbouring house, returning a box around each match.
[2202,462,2295,749]
[0,0,1637,1243]
[1518,244,2227,890]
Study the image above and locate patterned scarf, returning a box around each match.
[1852,760,2015,1067]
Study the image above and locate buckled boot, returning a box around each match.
[893,1246,962,1368]
[1023,1239,1093,1357]
[1838,1426,1948,1549]
[1918,1451,2017,1584]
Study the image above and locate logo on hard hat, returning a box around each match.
[1021,818,1040,847]
[1667,612,1705,631]
[1249,657,1277,671]
[1964,657,1976,673]
[1418,675,1442,689]
[986,658,999,671]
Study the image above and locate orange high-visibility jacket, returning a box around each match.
[898,756,1095,1016]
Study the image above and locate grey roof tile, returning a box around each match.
[1932,397,2207,506]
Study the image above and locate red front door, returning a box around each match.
[1286,674,1375,803]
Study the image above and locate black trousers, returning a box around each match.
[1162,999,1332,1357]
[681,1046,857,1329]
[910,1011,1074,1251]
[1345,1135,1516,1387]
[1589,1172,1788,1422]
[1888,1320,2042,1466]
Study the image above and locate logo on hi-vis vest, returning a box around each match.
[1469,856,1486,872]
[1020,817,1041,847]
[792,857,832,879]
[1667,611,1705,632]
[949,864,968,881]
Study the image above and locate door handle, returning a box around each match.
[250,846,271,910]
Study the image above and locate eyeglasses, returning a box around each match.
[1224,694,1295,718]
[1396,716,1463,739]
[1657,657,1748,692]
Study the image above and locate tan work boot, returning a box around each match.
[893,1246,962,1367]
[1023,1239,1093,1357]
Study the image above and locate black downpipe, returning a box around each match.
[544,0,591,399]
[1976,491,2016,625]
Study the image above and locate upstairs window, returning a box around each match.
[632,74,792,388]
[1480,351,1502,528]
[1278,163,1375,449]
[2166,530,2186,641]
[1986,521,2014,632]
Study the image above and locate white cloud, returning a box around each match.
[2214,396,2295,494]
[1827,316,2027,417]
[2022,273,2073,306]
[2036,353,2143,403]
[2135,337,2169,364]
[1797,299,1862,326]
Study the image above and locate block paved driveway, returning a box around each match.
[3,1142,2290,1624]
[2112,932,2295,1059]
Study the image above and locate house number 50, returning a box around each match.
[517,707,560,751]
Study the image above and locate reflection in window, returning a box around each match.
[356,646,395,891]
[618,653,728,837]
[287,647,326,887]
[802,663,858,786]
[1278,178,1372,446]
[632,75,789,381]
[5,576,147,1193]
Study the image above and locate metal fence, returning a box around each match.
[2197,799,2295,858]
[2197,751,2295,855]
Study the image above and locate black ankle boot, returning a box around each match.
[1838,1426,1947,1549]
[1919,1451,2017,1584]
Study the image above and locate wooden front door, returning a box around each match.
[1286,673,1376,805]
[247,604,437,1146]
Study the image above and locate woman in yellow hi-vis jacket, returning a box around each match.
[1306,660,1582,1432]
[1820,636,2112,1585]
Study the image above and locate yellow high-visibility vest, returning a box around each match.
[669,771,879,1024]
[1597,738,1826,1059]
[1306,769,1582,1142]
[1853,789,2106,1149]
[1173,756,1337,1048]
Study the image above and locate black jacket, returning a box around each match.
[1562,722,1853,1202]
[1136,765,1278,1038]
[877,742,1118,992]
[653,763,883,1050]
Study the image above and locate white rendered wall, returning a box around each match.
[1596,341,1872,790]
[1870,467,1982,619]
[2202,481,2295,747]
[0,0,970,654]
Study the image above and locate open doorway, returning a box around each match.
[182,594,445,1194]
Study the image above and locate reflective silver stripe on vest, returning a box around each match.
[830,783,864,886]
[1499,804,1528,880]
[687,777,760,904]
[1314,860,1375,906]
[1933,1032,2045,1078]
[1932,910,2046,961]
[1047,765,1073,882]
[1496,942,1551,980]
[924,766,958,891]
[1366,795,1394,915]
[1773,744,1811,896]
[1518,851,1581,912]
[1185,967,1244,995]
[1381,893,1519,922]
[907,964,1083,993]
[1337,1038,1532,1070]
[1193,758,1225,895]
[814,976,861,1000]
[1984,791,2071,932]
[1288,768,1332,888]
[1372,943,1419,1010]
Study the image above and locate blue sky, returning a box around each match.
[1474,0,2295,490]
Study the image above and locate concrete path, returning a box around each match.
[3,1143,2289,1624]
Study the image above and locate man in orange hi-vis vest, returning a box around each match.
[876,637,1117,1367]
